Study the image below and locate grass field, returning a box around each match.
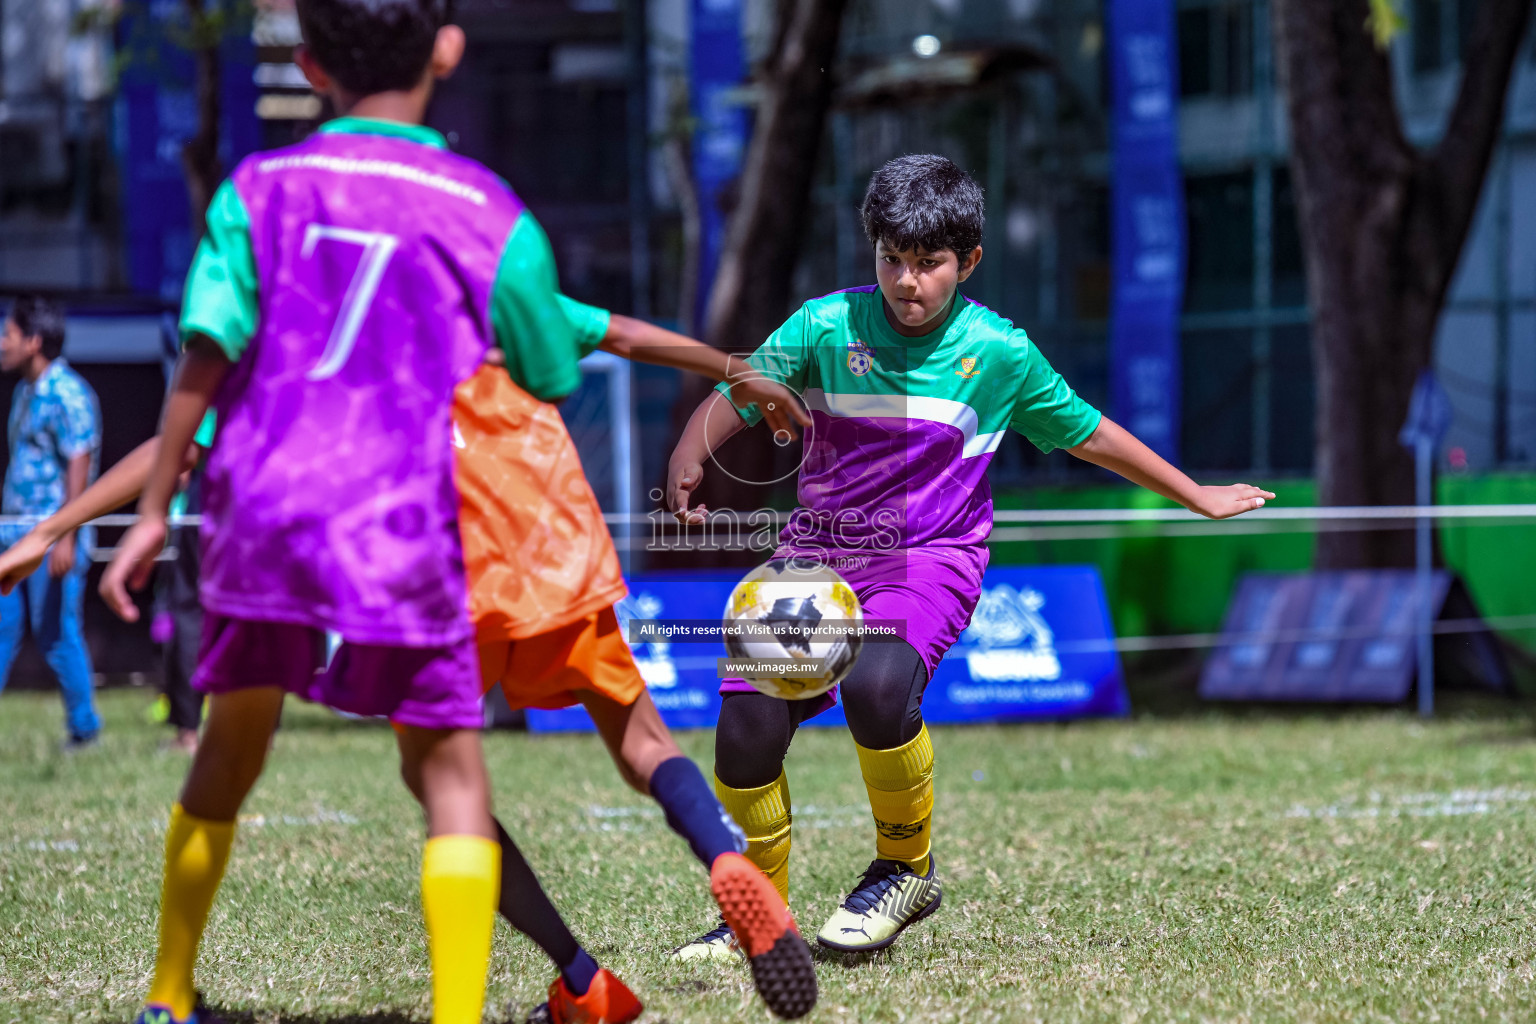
[4,687,1536,1024]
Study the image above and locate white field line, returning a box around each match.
[580,802,867,833]
[1285,789,1536,820]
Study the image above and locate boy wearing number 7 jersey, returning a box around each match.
[101,3,569,1022]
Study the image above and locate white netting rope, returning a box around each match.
[36,507,1532,653]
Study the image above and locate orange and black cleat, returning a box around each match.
[710,852,819,1019]
[539,969,643,1024]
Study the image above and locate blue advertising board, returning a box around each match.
[524,576,738,733]
[1199,570,1461,703]
[524,566,1128,733]
[1106,0,1186,463]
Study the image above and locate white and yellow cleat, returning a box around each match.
[815,858,942,952]
[670,919,745,962]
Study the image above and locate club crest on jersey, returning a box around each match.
[956,356,980,379]
[847,339,873,376]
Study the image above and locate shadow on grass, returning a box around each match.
[811,945,895,969]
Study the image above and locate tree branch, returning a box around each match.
[1424,0,1533,254]
[181,0,223,239]
[701,0,849,352]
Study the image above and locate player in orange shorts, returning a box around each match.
[0,296,818,1024]
[451,299,819,1021]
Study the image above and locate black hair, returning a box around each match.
[296,0,453,97]
[9,295,66,360]
[860,154,985,259]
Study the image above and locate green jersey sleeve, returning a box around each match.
[170,410,219,520]
[490,212,584,401]
[180,180,259,361]
[1008,337,1102,452]
[192,410,218,450]
[557,294,612,358]
[713,304,815,426]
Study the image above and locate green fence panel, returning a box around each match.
[991,475,1535,652]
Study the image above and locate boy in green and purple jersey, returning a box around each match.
[668,155,1274,957]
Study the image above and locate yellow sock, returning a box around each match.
[715,771,792,903]
[421,835,500,1024]
[856,725,935,875]
[145,803,235,1019]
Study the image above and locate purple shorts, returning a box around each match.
[720,545,986,718]
[192,614,483,730]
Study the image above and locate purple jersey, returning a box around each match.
[197,128,523,645]
[718,288,1102,567]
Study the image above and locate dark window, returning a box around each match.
[1271,167,1306,309]
[1458,0,1478,60]
[1179,8,1214,96]
[432,37,633,311]
[1178,2,1252,98]
[1413,0,1447,71]
[1184,171,1254,312]
[1181,327,1254,471]
[1220,2,1254,95]
[1069,184,1111,321]
[1268,325,1315,473]
[1414,0,1475,71]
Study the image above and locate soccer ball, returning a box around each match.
[723,558,863,700]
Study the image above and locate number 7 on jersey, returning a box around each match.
[300,224,400,381]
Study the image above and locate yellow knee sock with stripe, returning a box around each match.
[714,771,792,903]
[145,804,236,1020]
[856,725,935,875]
[421,835,501,1024]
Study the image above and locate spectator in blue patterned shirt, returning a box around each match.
[0,295,102,748]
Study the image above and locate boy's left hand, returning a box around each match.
[1189,484,1275,520]
[47,533,76,578]
[727,373,812,441]
[100,515,168,622]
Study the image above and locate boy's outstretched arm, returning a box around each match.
[0,435,204,595]
[100,338,231,620]
[601,314,810,440]
[667,391,751,524]
[1068,416,1274,519]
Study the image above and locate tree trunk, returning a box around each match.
[702,0,849,354]
[181,0,222,239]
[661,133,702,337]
[1272,0,1532,567]
[674,0,850,515]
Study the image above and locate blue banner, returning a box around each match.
[815,566,1129,727]
[1107,0,1185,463]
[689,0,749,328]
[115,3,260,299]
[524,566,1128,733]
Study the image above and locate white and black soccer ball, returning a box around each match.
[723,558,863,701]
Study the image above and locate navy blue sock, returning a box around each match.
[650,756,746,868]
[493,820,598,994]
[560,948,599,997]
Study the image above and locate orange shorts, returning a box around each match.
[479,606,646,711]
